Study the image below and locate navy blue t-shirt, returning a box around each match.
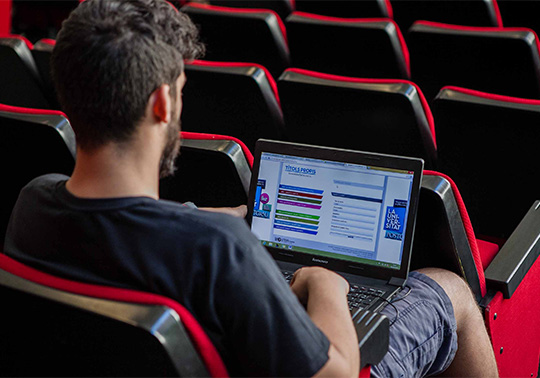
[4,174,330,377]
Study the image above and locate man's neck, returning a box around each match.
[66,141,161,200]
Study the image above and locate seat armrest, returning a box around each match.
[354,310,389,368]
[485,200,540,298]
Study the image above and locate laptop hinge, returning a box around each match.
[388,277,406,287]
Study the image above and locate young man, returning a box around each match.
[4,0,498,376]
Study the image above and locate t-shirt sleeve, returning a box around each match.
[208,218,330,377]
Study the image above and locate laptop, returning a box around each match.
[246,140,424,319]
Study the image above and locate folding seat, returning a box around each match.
[277,68,437,168]
[0,35,55,109]
[391,0,502,38]
[286,12,409,79]
[181,3,290,78]
[431,86,540,241]
[31,38,60,109]
[0,253,229,377]
[181,60,285,153]
[159,132,253,208]
[208,0,294,21]
[294,0,393,19]
[413,170,540,377]
[408,21,540,102]
[0,249,384,377]
[0,104,75,246]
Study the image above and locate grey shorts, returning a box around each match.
[371,271,458,378]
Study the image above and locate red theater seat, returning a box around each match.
[391,0,502,38]
[294,0,393,19]
[286,12,409,79]
[432,86,540,240]
[159,132,253,208]
[181,3,290,78]
[208,0,294,21]
[181,60,285,153]
[0,104,75,246]
[408,21,540,102]
[278,68,437,168]
[0,35,55,109]
[414,171,540,377]
[0,252,228,377]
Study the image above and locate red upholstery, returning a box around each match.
[414,20,540,54]
[0,103,66,117]
[0,34,33,49]
[0,1,12,35]
[181,131,254,167]
[485,257,540,377]
[383,0,393,19]
[188,59,280,106]
[476,239,500,271]
[492,0,503,28]
[183,2,288,45]
[284,68,436,146]
[36,38,56,46]
[290,12,409,77]
[0,253,229,378]
[359,366,371,377]
[423,170,486,296]
[423,170,540,376]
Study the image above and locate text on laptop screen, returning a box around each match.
[251,152,416,270]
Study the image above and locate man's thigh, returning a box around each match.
[371,271,458,378]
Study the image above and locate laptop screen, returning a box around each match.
[250,151,417,271]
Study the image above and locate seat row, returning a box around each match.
[189,68,540,241]
[2,43,539,240]
[1,102,540,377]
[178,2,540,103]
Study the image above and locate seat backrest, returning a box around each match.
[181,3,290,78]
[286,12,409,79]
[294,0,393,19]
[208,0,294,21]
[0,104,75,246]
[31,38,61,109]
[0,36,54,109]
[159,132,252,208]
[413,170,485,301]
[277,68,437,168]
[0,252,228,377]
[391,0,502,38]
[432,85,540,240]
[408,21,540,102]
[181,60,284,153]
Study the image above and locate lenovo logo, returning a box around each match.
[312,258,329,264]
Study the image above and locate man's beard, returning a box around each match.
[159,115,181,179]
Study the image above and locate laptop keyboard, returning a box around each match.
[281,270,386,311]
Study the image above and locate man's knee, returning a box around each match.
[415,268,479,325]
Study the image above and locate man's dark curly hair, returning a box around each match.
[51,0,205,150]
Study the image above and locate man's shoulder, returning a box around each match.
[23,173,69,192]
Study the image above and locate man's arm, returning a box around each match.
[290,266,360,378]
[198,204,247,218]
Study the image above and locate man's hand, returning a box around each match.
[289,266,349,306]
[199,204,247,218]
[289,266,359,378]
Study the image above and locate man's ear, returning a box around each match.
[150,84,171,124]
